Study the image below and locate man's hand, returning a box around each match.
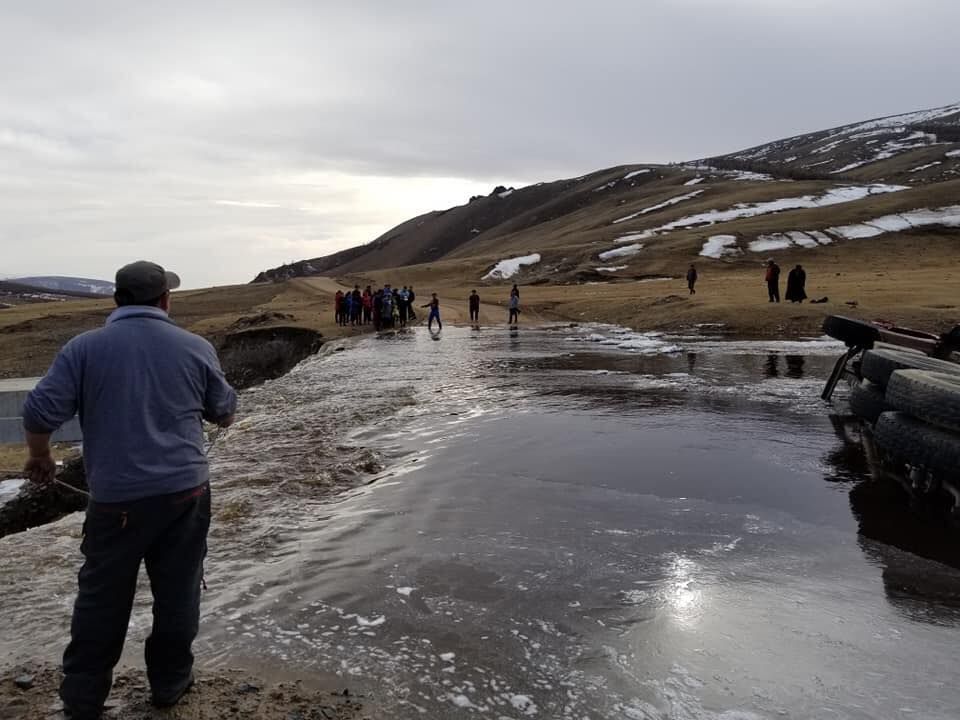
[25,453,57,485]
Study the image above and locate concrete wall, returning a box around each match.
[0,378,82,444]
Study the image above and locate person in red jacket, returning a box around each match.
[765,259,781,303]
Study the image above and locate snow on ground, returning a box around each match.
[831,131,940,174]
[611,190,704,224]
[497,189,514,198]
[614,231,653,245]
[596,265,628,272]
[482,253,542,280]
[0,479,26,505]
[682,164,773,181]
[599,244,643,261]
[805,158,834,168]
[745,206,960,247]
[699,235,741,259]
[837,103,960,136]
[624,169,652,180]
[593,180,618,192]
[910,161,942,173]
[827,206,960,239]
[684,177,704,186]
[948,149,960,158]
[617,184,906,243]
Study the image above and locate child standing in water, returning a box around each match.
[423,293,442,331]
[508,292,520,325]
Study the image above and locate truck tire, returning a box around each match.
[860,348,960,388]
[886,370,960,432]
[822,316,878,348]
[849,380,890,424]
[874,411,960,475]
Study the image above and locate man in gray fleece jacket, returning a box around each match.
[22,261,237,720]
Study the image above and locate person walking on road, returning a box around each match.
[508,292,520,325]
[21,261,237,720]
[469,290,481,324]
[423,293,442,331]
[686,264,698,295]
[785,264,807,303]
[765,259,781,303]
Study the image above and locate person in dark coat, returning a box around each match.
[765,259,781,303]
[785,265,807,303]
[686,264,698,295]
[468,290,481,323]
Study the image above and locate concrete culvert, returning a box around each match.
[886,370,960,433]
[860,348,960,388]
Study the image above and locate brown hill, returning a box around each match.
[254,102,960,286]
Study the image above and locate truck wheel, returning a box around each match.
[886,370,960,432]
[874,411,960,475]
[861,348,960,387]
[822,316,878,348]
[849,380,889,424]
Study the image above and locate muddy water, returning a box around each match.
[3,325,960,719]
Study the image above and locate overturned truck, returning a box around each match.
[822,316,960,516]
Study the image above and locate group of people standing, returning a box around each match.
[765,260,808,303]
[336,283,523,332]
[687,261,808,304]
[335,284,418,330]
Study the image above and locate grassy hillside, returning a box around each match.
[254,102,960,287]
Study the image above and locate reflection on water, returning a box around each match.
[821,415,960,624]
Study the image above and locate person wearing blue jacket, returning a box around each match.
[22,261,237,719]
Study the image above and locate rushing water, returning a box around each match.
[2,324,960,719]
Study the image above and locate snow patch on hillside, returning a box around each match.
[947,149,960,158]
[599,244,643,261]
[611,190,704,224]
[596,265,628,272]
[827,206,960,239]
[910,161,942,173]
[684,177,704,186]
[699,235,741,259]
[831,132,940,174]
[627,184,906,241]
[624,169,652,180]
[482,253,541,280]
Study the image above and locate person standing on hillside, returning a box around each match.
[508,292,520,325]
[786,264,807,303]
[765,259,781,303]
[686,264,698,295]
[21,261,237,719]
[469,290,481,324]
[423,293,442,331]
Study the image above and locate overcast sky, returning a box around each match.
[1,0,957,287]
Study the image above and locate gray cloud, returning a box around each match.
[1,0,957,286]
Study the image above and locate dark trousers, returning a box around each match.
[469,309,479,322]
[688,281,696,295]
[509,309,519,324]
[767,282,780,302]
[61,484,211,716]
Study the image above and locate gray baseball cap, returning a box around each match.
[115,261,181,303]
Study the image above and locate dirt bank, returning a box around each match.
[0,662,366,719]
[0,457,87,540]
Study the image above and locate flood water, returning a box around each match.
[3,324,960,719]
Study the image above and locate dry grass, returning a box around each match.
[0,443,80,473]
